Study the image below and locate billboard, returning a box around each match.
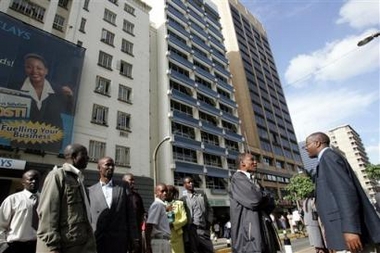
[0,12,85,154]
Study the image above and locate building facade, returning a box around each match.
[327,124,374,196]
[0,0,153,207]
[213,0,302,204]
[147,0,245,214]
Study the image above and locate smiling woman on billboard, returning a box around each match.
[0,13,85,155]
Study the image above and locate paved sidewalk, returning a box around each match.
[213,235,315,253]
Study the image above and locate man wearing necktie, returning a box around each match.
[229,152,280,253]
[88,157,139,253]
[0,169,40,253]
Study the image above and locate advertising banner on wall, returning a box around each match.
[0,12,85,154]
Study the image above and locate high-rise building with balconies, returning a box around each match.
[328,124,374,196]
[212,0,302,203]
[146,0,244,214]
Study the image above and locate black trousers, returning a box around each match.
[4,240,36,253]
[185,225,213,253]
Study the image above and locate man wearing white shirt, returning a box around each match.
[0,170,40,253]
[88,157,139,253]
[145,183,171,253]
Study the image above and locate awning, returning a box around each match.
[175,161,204,174]
[205,166,229,178]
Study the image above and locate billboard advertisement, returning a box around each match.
[0,12,85,154]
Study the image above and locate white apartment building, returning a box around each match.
[0,0,152,203]
[328,124,374,196]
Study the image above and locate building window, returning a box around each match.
[124,3,135,15]
[117,111,131,131]
[58,0,69,8]
[222,120,237,133]
[121,39,134,55]
[79,18,86,33]
[199,111,217,126]
[10,0,45,22]
[119,61,132,78]
[115,145,130,166]
[201,131,219,146]
[219,103,233,114]
[104,9,116,25]
[206,176,227,190]
[174,172,201,187]
[172,146,197,163]
[83,0,90,10]
[172,122,195,139]
[53,15,65,31]
[118,84,132,103]
[203,153,222,167]
[170,100,193,117]
[92,104,108,125]
[123,20,134,35]
[225,139,239,151]
[227,158,236,170]
[101,29,115,46]
[89,140,106,162]
[108,0,118,5]
[98,51,113,69]
[95,76,111,95]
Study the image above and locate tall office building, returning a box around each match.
[146,0,244,212]
[213,0,303,202]
[0,0,153,205]
[328,124,374,196]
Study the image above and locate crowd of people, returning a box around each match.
[0,143,220,253]
[1,133,380,253]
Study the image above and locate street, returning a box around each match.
[214,236,314,253]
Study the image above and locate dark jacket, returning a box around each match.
[36,164,96,253]
[88,181,138,253]
[229,171,280,253]
[316,148,380,250]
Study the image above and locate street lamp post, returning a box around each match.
[357,32,380,47]
[152,136,171,187]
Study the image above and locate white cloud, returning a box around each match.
[336,0,380,29]
[366,144,380,164]
[286,88,378,141]
[284,30,380,87]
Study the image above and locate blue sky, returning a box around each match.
[239,0,380,164]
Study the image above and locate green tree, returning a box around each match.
[284,173,314,207]
[365,164,380,181]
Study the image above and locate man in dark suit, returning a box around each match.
[229,152,280,253]
[88,157,139,253]
[305,132,380,252]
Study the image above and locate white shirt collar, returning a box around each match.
[318,147,331,162]
[100,180,113,187]
[155,197,166,205]
[238,170,251,179]
[20,77,55,110]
